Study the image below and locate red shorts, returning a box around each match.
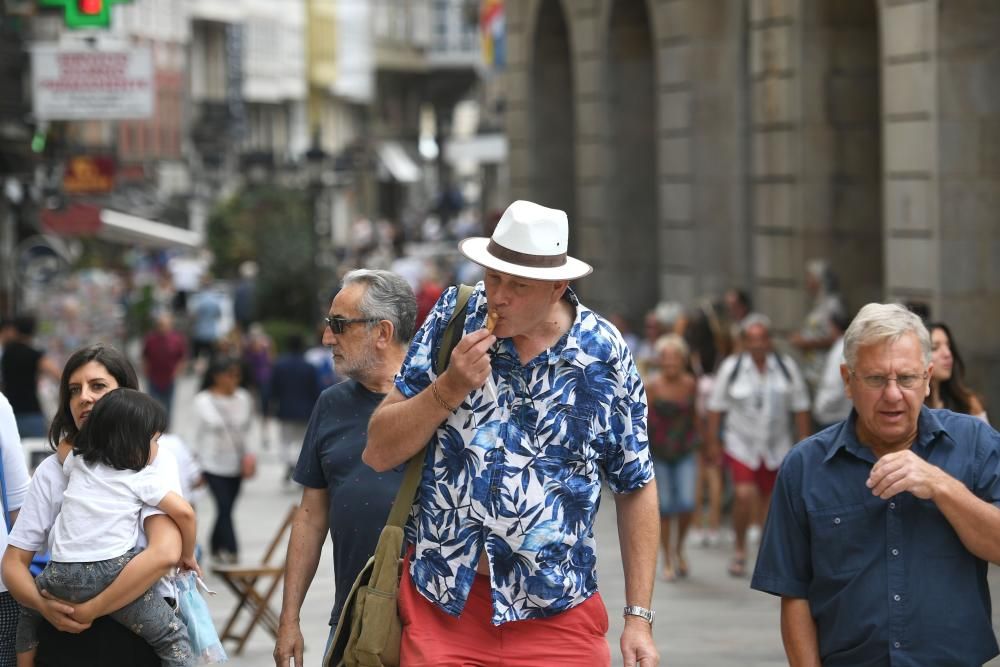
[399,551,611,667]
[726,454,778,496]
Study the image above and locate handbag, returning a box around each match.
[173,570,228,664]
[323,285,475,667]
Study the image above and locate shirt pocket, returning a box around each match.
[807,503,872,576]
[544,406,599,460]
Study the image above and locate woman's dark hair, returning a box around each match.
[48,344,140,451]
[200,355,242,391]
[927,322,978,414]
[684,305,724,376]
[74,388,166,472]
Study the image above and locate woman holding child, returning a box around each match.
[0,344,190,666]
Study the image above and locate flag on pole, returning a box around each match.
[480,0,505,70]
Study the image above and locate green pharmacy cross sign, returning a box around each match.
[40,0,132,29]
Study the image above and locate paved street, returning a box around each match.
[168,375,1000,667]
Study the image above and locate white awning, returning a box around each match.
[99,209,202,249]
[376,141,421,183]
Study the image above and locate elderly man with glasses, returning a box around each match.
[273,269,417,667]
[751,302,1000,666]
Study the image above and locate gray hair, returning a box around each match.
[842,302,931,368]
[806,258,839,294]
[740,312,772,336]
[342,269,417,345]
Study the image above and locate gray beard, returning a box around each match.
[334,340,378,384]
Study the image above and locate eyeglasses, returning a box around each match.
[323,316,379,334]
[849,370,928,390]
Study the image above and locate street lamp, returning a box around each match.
[305,132,331,312]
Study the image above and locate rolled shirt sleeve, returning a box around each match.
[751,448,812,599]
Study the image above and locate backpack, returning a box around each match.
[724,352,791,391]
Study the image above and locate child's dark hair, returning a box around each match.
[74,388,167,471]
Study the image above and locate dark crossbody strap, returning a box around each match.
[386,284,475,529]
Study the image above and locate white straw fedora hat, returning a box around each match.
[458,200,593,281]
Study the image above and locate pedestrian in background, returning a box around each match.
[706,314,811,577]
[645,334,701,581]
[0,392,32,667]
[366,200,659,667]
[268,333,321,484]
[273,270,415,667]
[811,311,853,430]
[752,303,1000,665]
[141,311,187,425]
[192,356,253,564]
[684,304,727,548]
[0,316,61,438]
[2,344,183,666]
[789,259,845,391]
[926,321,989,423]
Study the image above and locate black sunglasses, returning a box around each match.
[324,315,379,334]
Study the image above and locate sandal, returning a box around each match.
[727,556,746,578]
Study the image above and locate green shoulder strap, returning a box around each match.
[386,283,475,530]
[433,283,475,376]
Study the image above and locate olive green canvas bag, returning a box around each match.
[323,285,474,667]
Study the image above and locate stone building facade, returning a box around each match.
[504,0,1000,413]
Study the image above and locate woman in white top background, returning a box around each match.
[0,392,31,667]
[192,356,254,564]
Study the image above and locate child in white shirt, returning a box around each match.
[15,388,198,667]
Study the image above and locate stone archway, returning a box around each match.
[606,0,657,321]
[529,0,577,257]
[802,0,883,313]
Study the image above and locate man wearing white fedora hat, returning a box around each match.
[366,200,660,666]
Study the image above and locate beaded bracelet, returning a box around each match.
[430,381,458,412]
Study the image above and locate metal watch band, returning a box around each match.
[622,605,655,625]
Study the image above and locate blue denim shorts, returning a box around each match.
[653,453,697,515]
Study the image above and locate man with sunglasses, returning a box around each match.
[752,302,1000,666]
[365,200,659,667]
[274,269,417,667]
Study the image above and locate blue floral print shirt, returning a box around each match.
[395,283,654,625]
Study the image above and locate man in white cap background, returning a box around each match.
[366,200,660,666]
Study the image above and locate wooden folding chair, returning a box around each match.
[213,504,297,655]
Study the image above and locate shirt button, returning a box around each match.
[894,641,901,649]
[833,517,841,525]
[891,548,899,556]
[893,594,901,602]
[890,502,896,509]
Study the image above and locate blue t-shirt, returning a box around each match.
[751,407,1000,666]
[293,379,404,626]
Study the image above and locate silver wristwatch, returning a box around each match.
[623,605,655,625]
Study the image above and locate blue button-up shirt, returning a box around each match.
[751,407,1000,666]
[395,283,654,624]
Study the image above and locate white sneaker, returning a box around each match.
[747,524,762,546]
[704,529,722,548]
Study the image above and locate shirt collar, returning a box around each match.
[822,404,950,464]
